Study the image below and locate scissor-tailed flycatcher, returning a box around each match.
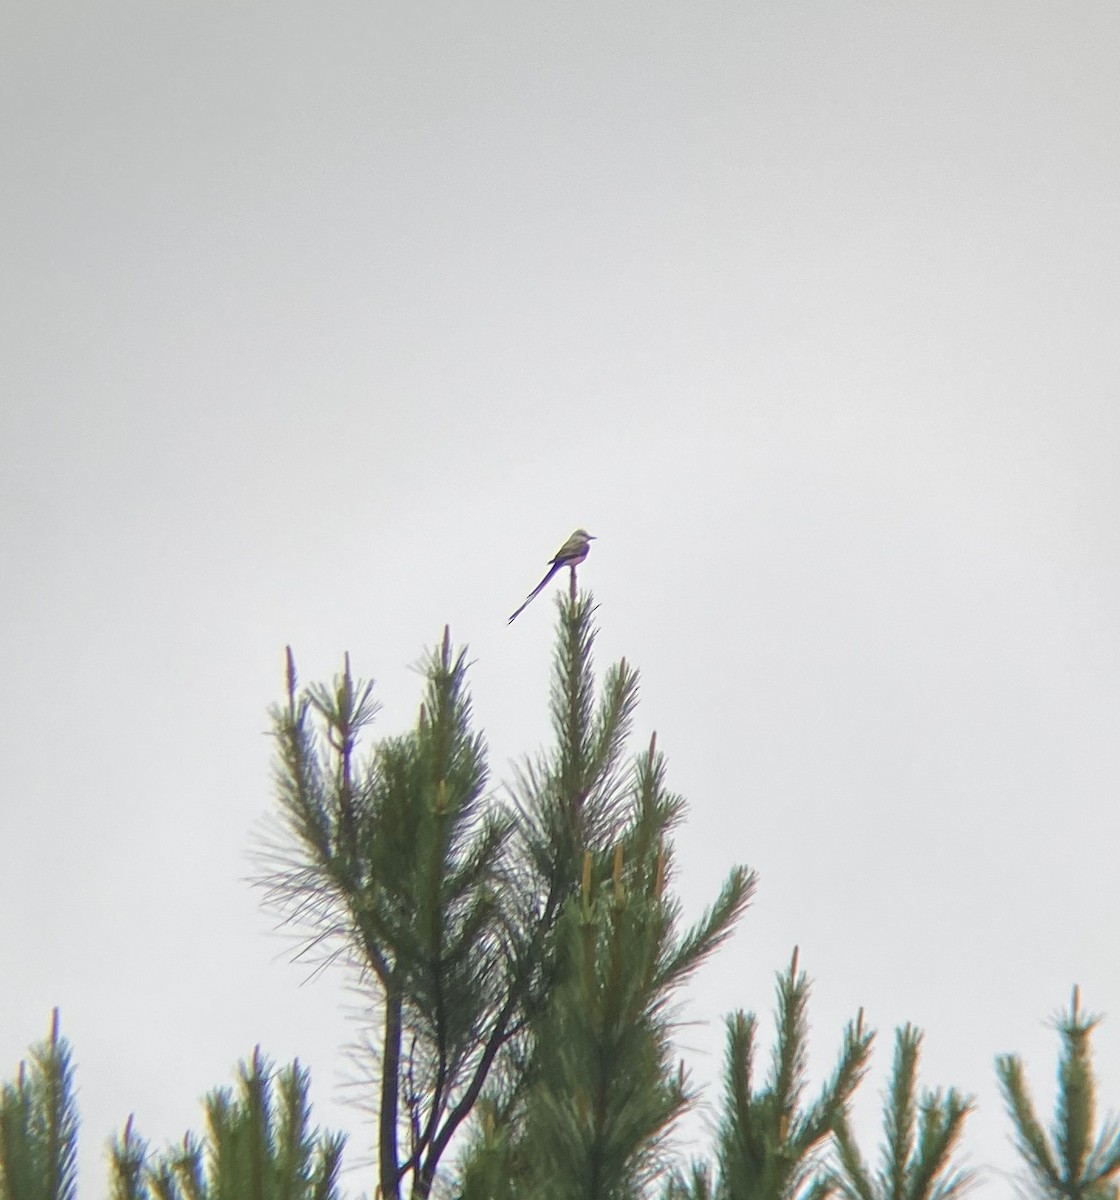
[508,529,596,623]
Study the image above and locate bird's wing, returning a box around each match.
[551,532,587,564]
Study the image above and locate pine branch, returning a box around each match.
[1054,993,1100,1188]
[825,1023,972,1200]
[998,988,1120,1200]
[883,1026,920,1200]
[910,1089,977,1200]
[651,865,756,995]
[797,1008,874,1151]
[831,1115,875,1200]
[996,1054,1063,1190]
[1086,1116,1120,1185]
[109,1117,151,1200]
[772,949,811,1129]
[0,1010,80,1200]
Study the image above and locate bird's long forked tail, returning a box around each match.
[508,562,563,623]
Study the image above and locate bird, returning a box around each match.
[508,529,596,623]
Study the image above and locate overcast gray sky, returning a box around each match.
[2,3,1119,1196]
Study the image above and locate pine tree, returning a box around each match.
[109,1051,348,1200]
[260,588,754,1199]
[830,1024,975,1200]
[997,987,1120,1200]
[107,1048,345,1200]
[665,949,873,1200]
[2,582,988,1199]
[457,733,752,1200]
[0,1011,78,1200]
[456,592,753,1200]
[261,628,512,1200]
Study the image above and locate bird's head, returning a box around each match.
[573,529,595,541]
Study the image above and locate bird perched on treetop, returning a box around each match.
[508,529,596,623]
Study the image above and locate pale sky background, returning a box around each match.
[2,3,1119,1197]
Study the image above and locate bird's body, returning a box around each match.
[508,529,596,623]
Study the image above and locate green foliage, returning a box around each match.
[451,594,754,1200]
[2,582,1008,1200]
[661,1162,714,1200]
[262,630,516,1199]
[670,950,873,1200]
[0,1011,78,1200]
[997,987,1120,1200]
[510,595,644,918]
[107,1048,345,1200]
[460,729,753,1200]
[830,1024,975,1200]
[514,871,699,1200]
[262,589,755,1200]
[257,588,754,1199]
